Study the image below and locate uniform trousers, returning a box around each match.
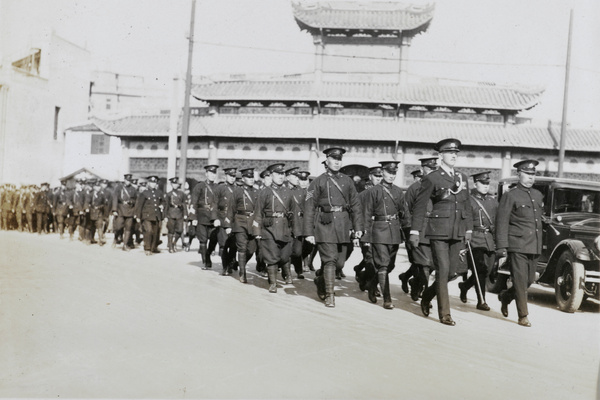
[502,252,538,318]
[235,229,257,258]
[466,247,495,301]
[195,223,214,244]
[317,242,351,271]
[36,212,47,233]
[166,217,184,235]
[259,238,292,266]
[141,220,161,251]
[425,239,463,319]
[371,243,399,273]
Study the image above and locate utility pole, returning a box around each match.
[178,0,196,182]
[557,9,573,178]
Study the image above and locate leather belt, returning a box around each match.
[319,206,345,213]
[237,211,254,216]
[266,212,285,218]
[474,227,490,232]
[372,214,398,221]
[197,204,213,210]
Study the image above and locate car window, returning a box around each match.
[553,189,600,214]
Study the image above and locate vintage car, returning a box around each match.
[487,176,600,312]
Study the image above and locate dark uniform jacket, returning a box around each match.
[53,187,71,216]
[227,184,260,234]
[469,189,498,251]
[496,184,544,255]
[135,188,164,222]
[2,189,15,211]
[165,189,188,220]
[71,189,86,215]
[363,182,405,245]
[253,183,296,242]
[191,181,218,225]
[303,171,363,243]
[411,167,473,240]
[85,189,109,221]
[213,183,236,228]
[286,183,306,237]
[112,184,137,217]
[33,190,51,213]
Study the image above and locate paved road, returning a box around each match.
[1,231,599,399]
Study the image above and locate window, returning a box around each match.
[150,145,158,151]
[106,98,112,110]
[12,49,41,75]
[275,146,284,152]
[91,134,110,154]
[53,106,60,140]
[226,145,235,150]
[259,146,267,151]
[243,146,251,151]
[136,144,144,150]
[292,147,301,152]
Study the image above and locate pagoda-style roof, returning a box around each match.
[90,114,600,153]
[192,80,544,111]
[292,1,435,35]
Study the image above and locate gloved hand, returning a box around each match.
[465,231,472,243]
[354,231,363,240]
[225,228,232,235]
[306,235,315,245]
[496,248,507,258]
[409,234,419,248]
[213,219,221,227]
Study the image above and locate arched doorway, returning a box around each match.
[340,164,369,192]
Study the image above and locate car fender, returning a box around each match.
[539,239,589,285]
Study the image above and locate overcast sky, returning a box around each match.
[46,0,600,127]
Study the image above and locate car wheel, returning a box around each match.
[486,257,509,294]
[554,251,585,313]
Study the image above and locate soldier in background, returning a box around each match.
[496,160,543,327]
[134,176,164,256]
[354,165,383,292]
[34,182,51,234]
[100,179,113,236]
[399,156,437,301]
[26,185,37,233]
[191,165,219,269]
[253,163,297,293]
[458,171,498,311]
[296,170,314,274]
[284,167,306,280]
[212,167,238,275]
[15,185,27,232]
[112,174,138,251]
[1,183,15,230]
[53,179,71,239]
[183,181,195,251]
[304,148,363,308]
[84,180,108,246]
[410,139,473,326]
[164,177,187,253]
[227,167,260,283]
[70,179,86,241]
[361,161,405,309]
[254,169,272,275]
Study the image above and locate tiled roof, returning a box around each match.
[292,1,435,32]
[192,81,544,111]
[90,114,600,152]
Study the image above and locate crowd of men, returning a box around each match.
[1,137,544,327]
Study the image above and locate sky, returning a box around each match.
[40,0,600,127]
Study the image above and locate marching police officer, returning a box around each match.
[84,180,109,246]
[213,167,238,275]
[191,165,219,269]
[134,176,164,256]
[53,179,71,239]
[410,139,473,326]
[400,156,437,301]
[284,167,306,280]
[164,177,188,253]
[459,171,498,311]
[304,147,363,307]
[34,182,51,234]
[227,167,260,283]
[112,174,138,251]
[253,163,297,293]
[362,161,405,309]
[496,160,543,327]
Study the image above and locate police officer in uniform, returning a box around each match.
[354,165,383,292]
[410,139,473,326]
[53,179,71,239]
[400,156,437,301]
[191,165,219,269]
[227,167,260,283]
[34,182,51,234]
[253,163,297,293]
[304,148,363,308]
[213,167,238,275]
[84,180,108,245]
[134,176,165,256]
[164,177,188,253]
[459,171,498,311]
[362,161,405,309]
[112,174,138,251]
[284,166,306,280]
[69,179,85,240]
[496,160,543,327]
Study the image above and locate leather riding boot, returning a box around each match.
[378,269,393,309]
[283,263,293,284]
[267,265,278,293]
[238,252,247,283]
[367,274,378,303]
[173,234,180,252]
[200,244,211,269]
[324,264,336,307]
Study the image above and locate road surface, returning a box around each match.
[1,231,599,399]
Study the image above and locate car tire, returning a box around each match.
[554,251,585,313]
[486,257,509,294]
